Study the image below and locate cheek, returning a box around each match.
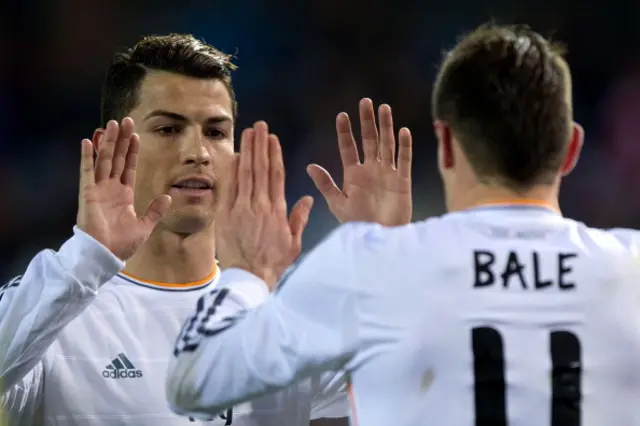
[211,144,235,167]
[134,157,169,196]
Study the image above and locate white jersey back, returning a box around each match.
[164,204,640,426]
[345,205,640,426]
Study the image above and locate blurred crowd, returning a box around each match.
[2,0,640,279]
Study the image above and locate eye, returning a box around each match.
[205,128,226,140]
[154,125,181,136]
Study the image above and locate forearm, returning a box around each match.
[166,269,356,419]
[0,227,123,389]
[167,272,271,419]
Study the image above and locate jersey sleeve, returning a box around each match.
[0,226,124,391]
[310,371,349,420]
[165,225,361,419]
[0,362,45,425]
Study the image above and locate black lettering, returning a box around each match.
[558,253,577,290]
[533,251,553,289]
[473,250,495,287]
[220,408,233,425]
[500,251,526,289]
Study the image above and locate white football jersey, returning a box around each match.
[166,203,640,426]
[0,228,347,426]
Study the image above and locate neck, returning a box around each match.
[123,225,216,284]
[448,180,561,213]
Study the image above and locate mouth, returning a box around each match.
[171,177,214,193]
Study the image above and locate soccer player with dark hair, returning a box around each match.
[0,34,349,426]
[169,24,640,426]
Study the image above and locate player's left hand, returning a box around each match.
[215,121,314,290]
[307,98,413,226]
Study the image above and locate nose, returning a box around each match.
[182,136,211,167]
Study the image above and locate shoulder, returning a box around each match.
[562,222,640,256]
[603,227,640,252]
[331,217,447,255]
[328,220,434,247]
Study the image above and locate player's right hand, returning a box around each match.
[76,118,172,261]
[215,122,314,289]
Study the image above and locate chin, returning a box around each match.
[162,209,214,235]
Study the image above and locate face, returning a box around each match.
[126,70,234,234]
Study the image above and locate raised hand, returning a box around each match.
[307,98,413,226]
[215,121,314,289]
[77,118,172,260]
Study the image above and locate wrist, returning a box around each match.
[223,264,279,291]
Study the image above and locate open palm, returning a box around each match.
[307,98,413,226]
[77,118,171,261]
[215,122,314,289]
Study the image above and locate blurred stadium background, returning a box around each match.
[2,0,640,280]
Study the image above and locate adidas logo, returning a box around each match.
[102,353,143,379]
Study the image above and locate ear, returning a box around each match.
[92,128,105,152]
[560,122,584,176]
[434,120,455,171]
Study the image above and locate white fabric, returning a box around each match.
[0,227,347,425]
[167,205,640,426]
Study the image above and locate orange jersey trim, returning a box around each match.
[120,264,218,289]
[473,199,560,212]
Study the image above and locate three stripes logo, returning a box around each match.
[102,353,143,379]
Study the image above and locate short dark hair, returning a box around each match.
[100,34,237,126]
[432,23,572,189]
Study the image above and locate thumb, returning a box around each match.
[306,164,343,203]
[139,194,172,232]
[289,195,314,240]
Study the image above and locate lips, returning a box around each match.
[172,177,213,190]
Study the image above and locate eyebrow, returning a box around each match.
[143,110,187,122]
[143,109,233,125]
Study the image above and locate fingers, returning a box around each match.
[289,195,314,244]
[306,164,344,203]
[336,113,360,168]
[110,117,135,180]
[79,139,96,197]
[121,133,140,187]
[140,194,172,232]
[397,127,413,180]
[94,118,137,183]
[378,104,396,167]
[95,120,118,182]
[237,128,255,205]
[268,134,287,214]
[218,153,240,212]
[359,98,379,162]
[252,122,270,206]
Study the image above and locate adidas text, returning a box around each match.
[102,369,143,379]
[103,353,143,379]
